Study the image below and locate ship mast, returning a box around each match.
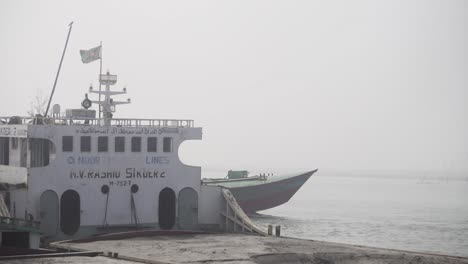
[89,71,130,126]
[45,22,74,117]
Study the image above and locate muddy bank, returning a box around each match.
[48,233,468,264]
[2,256,128,264]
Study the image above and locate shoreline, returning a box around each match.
[31,233,468,264]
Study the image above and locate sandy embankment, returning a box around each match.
[45,234,468,264]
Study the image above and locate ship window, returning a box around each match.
[80,136,91,152]
[30,138,50,167]
[131,137,141,152]
[98,136,108,152]
[62,136,73,152]
[0,137,9,165]
[147,137,157,152]
[115,137,125,152]
[20,138,27,167]
[163,137,172,153]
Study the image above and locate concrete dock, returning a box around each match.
[7,233,467,264]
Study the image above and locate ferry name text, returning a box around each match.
[70,168,166,179]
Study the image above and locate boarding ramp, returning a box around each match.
[221,188,267,236]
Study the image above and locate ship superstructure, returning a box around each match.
[0,71,232,244]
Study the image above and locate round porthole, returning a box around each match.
[101,185,109,194]
[131,184,139,193]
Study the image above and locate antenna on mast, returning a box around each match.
[88,71,131,126]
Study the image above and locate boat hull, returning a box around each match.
[212,170,317,213]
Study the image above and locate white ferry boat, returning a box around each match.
[0,71,267,247]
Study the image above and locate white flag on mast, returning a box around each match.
[79,46,101,63]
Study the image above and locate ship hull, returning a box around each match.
[206,170,317,213]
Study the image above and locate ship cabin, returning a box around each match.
[0,113,224,243]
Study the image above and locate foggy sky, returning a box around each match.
[1,0,467,175]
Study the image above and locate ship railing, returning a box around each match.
[0,116,194,128]
[111,118,194,128]
[0,216,41,233]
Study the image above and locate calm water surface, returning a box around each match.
[249,174,468,257]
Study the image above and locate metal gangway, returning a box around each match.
[220,189,267,236]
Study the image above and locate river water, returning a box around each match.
[249,173,468,257]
